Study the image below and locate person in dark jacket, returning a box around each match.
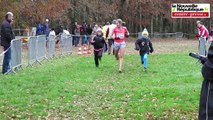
[73,24,80,47]
[80,22,88,45]
[209,26,213,36]
[209,26,213,42]
[44,19,49,37]
[86,24,93,43]
[86,24,93,36]
[36,21,44,35]
[1,12,15,74]
[199,42,213,119]
[91,28,107,67]
[135,29,154,71]
[86,24,93,50]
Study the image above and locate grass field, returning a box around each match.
[0,39,204,119]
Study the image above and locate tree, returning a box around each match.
[19,0,70,26]
[0,0,212,35]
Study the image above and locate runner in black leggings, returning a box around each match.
[91,28,107,67]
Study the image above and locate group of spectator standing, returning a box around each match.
[36,19,50,37]
[71,22,101,47]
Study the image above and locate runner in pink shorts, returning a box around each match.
[112,19,129,73]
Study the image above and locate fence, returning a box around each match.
[13,29,30,36]
[10,39,23,73]
[27,35,47,66]
[60,34,72,56]
[15,33,74,69]
[176,32,184,40]
[199,37,207,56]
[37,35,48,61]
[138,32,184,40]
[0,48,3,67]
[27,34,73,67]
[48,35,56,58]
[27,36,38,66]
[0,32,200,74]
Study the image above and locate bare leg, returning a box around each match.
[114,48,119,60]
[118,48,125,72]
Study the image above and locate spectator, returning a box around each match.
[196,21,209,56]
[209,26,213,36]
[92,24,99,36]
[122,21,127,29]
[63,28,70,35]
[209,26,213,42]
[80,22,88,45]
[86,24,93,35]
[106,20,117,55]
[55,25,63,36]
[71,22,77,46]
[55,25,63,44]
[74,23,80,47]
[86,24,93,40]
[44,19,50,37]
[36,21,44,35]
[102,22,110,40]
[196,21,209,38]
[49,28,56,37]
[86,24,93,47]
[1,12,15,74]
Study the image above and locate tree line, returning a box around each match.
[0,0,212,36]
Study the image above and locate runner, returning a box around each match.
[135,29,154,71]
[111,19,129,73]
[91,28,107,67]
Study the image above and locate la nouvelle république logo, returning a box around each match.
[171,3,210,18]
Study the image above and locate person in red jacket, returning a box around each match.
[196,21,209,38]
[196,21,209,56]
[112,19,129,73]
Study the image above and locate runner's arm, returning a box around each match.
[125,29,130,37]
[135,39,140,50]
[149,40,154,53]
[106,27,109,38]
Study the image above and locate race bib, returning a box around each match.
[116,33,125,39]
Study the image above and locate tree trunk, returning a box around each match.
[180,18,183,32]
[155,15,158,32]
[151,15,154,37]
[172,19,176,33]
[160,15,163,33]
[139,0,142,31]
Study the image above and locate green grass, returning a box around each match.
[0,53,202,119]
